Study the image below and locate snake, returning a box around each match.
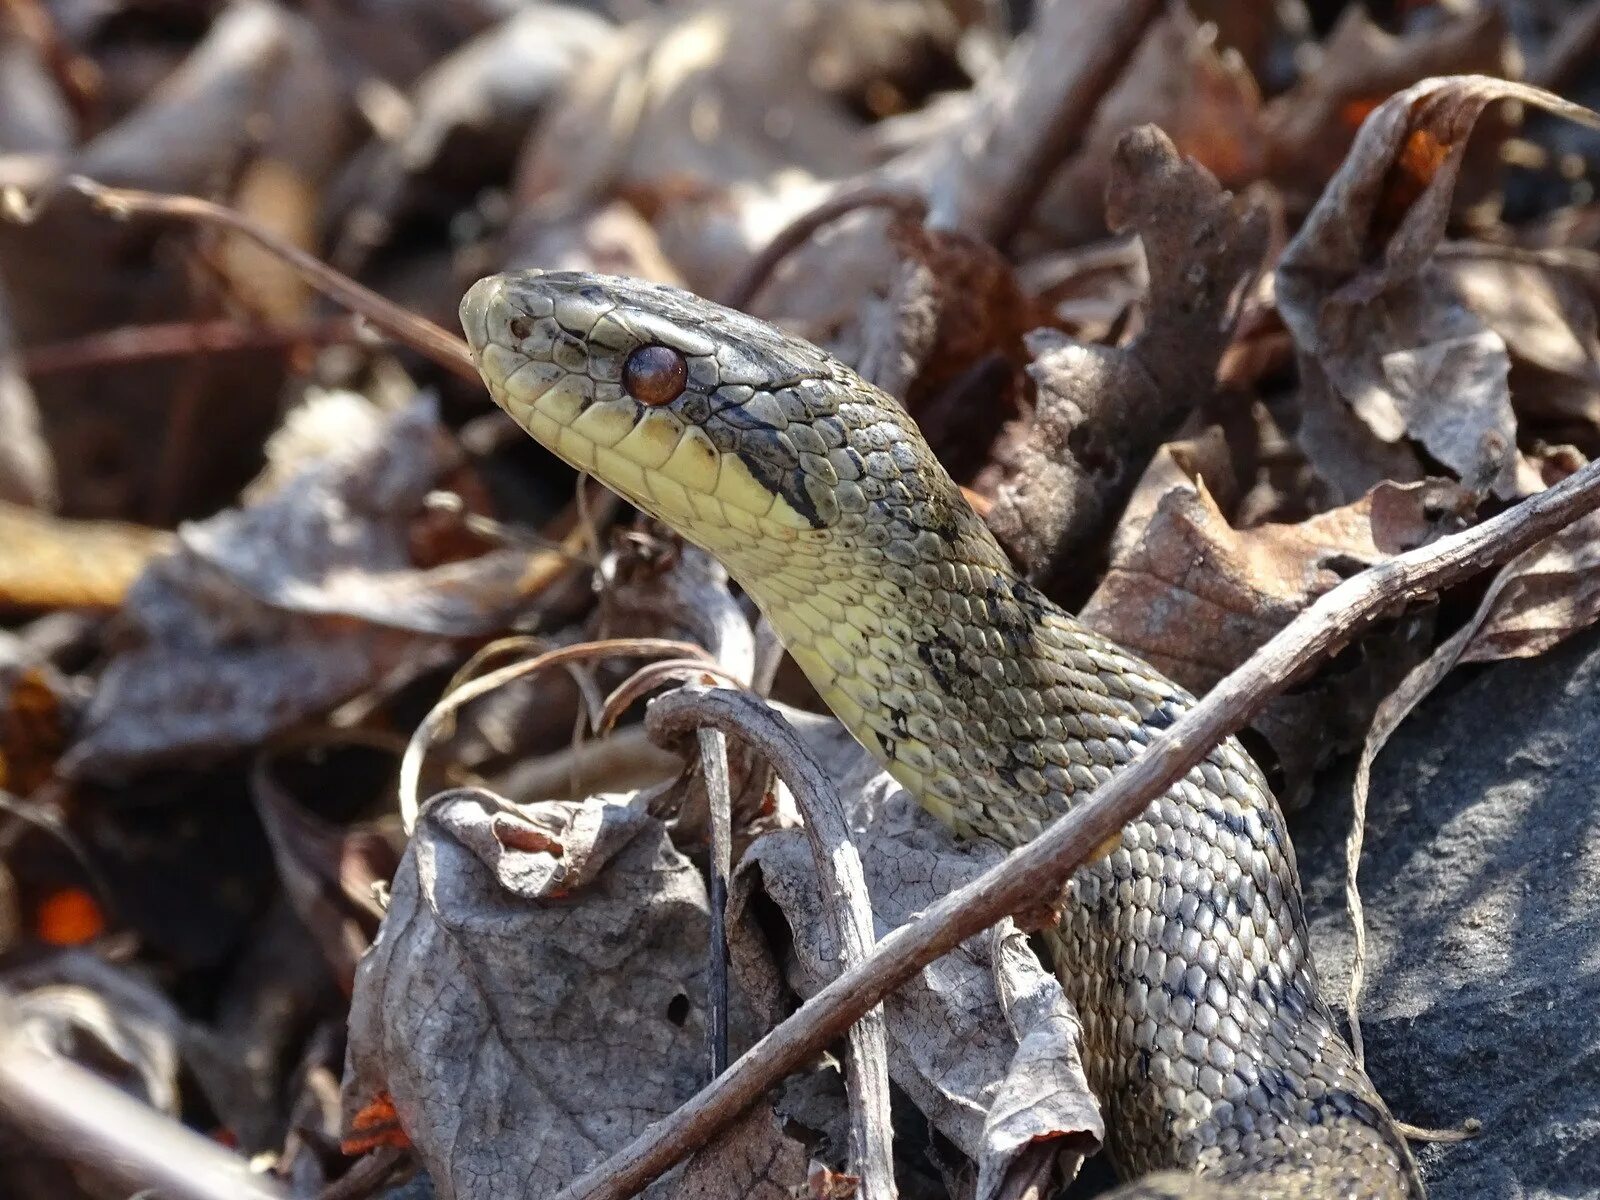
[459,269,1424,1198]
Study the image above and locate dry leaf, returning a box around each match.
[849,217,1040,483]
[0,663,71,797]
[334,4,612,273]
[341,789,714,1200]
[1277,76,1598,500]
[666,1106,811,1200]
[1260,7,1512,207]
[984,124,1267,600]
[0,502,171,611]
[1461,507,1600,663]
[1018,5,1265,247]
[731,721,1103,1199]
[1442,253,1600,428]
[64,399,554,778]
[253,760,402,992]
[1,951,190,1117]
[1079,449,1450,805]
[513,7,864,229]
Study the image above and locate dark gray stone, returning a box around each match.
[1299,626,1600,1198]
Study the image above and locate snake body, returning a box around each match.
[460,270,1421,1198]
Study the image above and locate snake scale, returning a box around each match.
[460,270,1423,1198]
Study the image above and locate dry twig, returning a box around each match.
[647,687,896,1200]
[46,178,477,379]
[0,1038,290,1200]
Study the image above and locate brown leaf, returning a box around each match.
[341,789,716,1200]
[984,125,1267,600]
[1442,252,1600,429]
[852,218,1040,483]
[0,665,70,796]
[1079,451,1450,804]
[1277,76,1598,500]
[1260,8,1512,207]
[1001,6,1265,247]
[1461,507,1600,664]
[0,501,171,611]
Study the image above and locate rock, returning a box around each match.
[1299,627,1600,1197]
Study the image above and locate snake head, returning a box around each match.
[460,269,862,538]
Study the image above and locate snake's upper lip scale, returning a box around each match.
[459,275,503,360]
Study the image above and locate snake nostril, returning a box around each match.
[508,316,533,341]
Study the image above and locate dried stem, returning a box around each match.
[58,177,477,379]
[21,315,366,375]
[0,1038,290,1200]
[399,638,712,831]
[722,189,926,311]
[647,687,896,1200]
[554,455,1600,1200]
[952,0,1163,247]
[699,727,733,1078]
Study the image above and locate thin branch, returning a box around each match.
[316,1148,410,1200]
[53,177,476,380]
[699,727,733,1078]
[0,1039,290,1200]
[399,638,712,831]
[552,454,1600,1200]
[494,724,684,802]
[647,687,896,1200]
[721,189,927,312]
[21,315,366,375]
[950,0,1163,248]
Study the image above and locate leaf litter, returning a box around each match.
[0,4,1598,1200]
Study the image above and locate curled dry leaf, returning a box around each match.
[64,398,556,778]
[730,721,1103,1199]
[342,789,714,1200]
[1442,252,1600,429]
[1259,7,1512,207]
[984,124,1267,600]
[1,950,191,1117]
[1277,75,1599,501]
[1079,441,1451,805]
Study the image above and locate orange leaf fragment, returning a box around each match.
[36,888,105,945]
[342,1092,412,1154]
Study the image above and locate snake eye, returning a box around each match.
[624,345,688,407]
